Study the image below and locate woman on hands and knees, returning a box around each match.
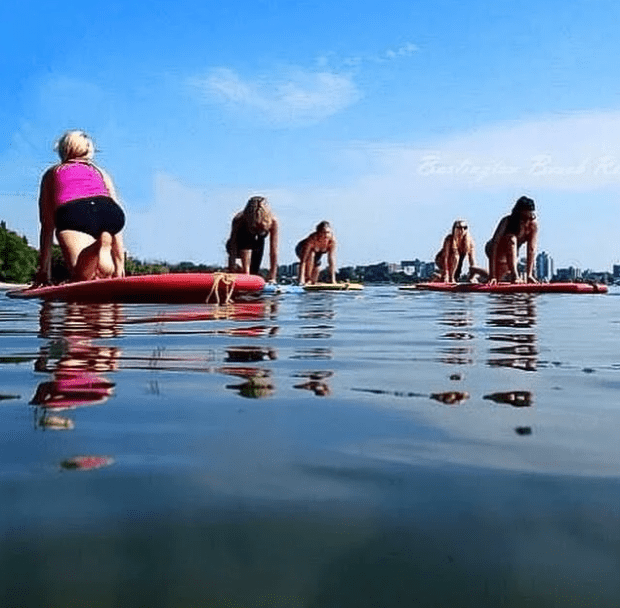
[434,219,479,283]
[226,196,279,283]
[485,196,538,284]
[36,131,125,284]
[296,221,337,285]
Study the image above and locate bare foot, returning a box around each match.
[96,232,115,278]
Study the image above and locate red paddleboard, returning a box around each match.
[399,282,608,294]
[6,273,265,304]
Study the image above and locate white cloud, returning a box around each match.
[192,67,360,126]
[382,42,419,60]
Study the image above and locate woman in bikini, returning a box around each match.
[485,196,538,283]
[434,219,479,283]
[295,221,337,285]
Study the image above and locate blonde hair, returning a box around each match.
[56,130,95,162]
[243,196,272,232]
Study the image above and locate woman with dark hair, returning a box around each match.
[485,196,538,283]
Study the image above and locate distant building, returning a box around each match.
[613,264,620,281]
[555,266,581,281]
[583,270,613,284]
[278,262,299,278]
[420,262,436,280]
[536,251,554,281]
[401,260,420,276]
[400,259,435,279]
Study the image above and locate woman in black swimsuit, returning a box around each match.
[226,197,279,282]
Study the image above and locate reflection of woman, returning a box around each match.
[226,196,278,282]
[219,366,275,399]
[32,302,122,416]
[36,131,125,285]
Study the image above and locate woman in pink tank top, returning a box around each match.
[36,131,126,284]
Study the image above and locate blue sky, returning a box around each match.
[2,0,620,271]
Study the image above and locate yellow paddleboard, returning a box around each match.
[303,282,364,292]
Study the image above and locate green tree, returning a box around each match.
[0,221,38,283]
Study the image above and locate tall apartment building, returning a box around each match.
[536,251,554,281]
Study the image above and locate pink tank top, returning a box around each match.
[54,161,111,206]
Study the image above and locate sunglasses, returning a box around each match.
[456,224,468,230]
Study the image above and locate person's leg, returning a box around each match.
[73,232,114,280]
[447,250,459,283]
[110,232,125,277]
[239,250,252,274]
[58,230,116,281]
[311,261,321,284]
[249,240,265,275]
[57,230,97,280]
[91,231,115,279]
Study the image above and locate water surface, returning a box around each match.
[1,286,619,607]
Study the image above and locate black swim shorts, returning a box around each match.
[55,196,126,239]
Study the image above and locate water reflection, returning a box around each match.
[483,390,533,407]
[296,293,336,321]
[29,299,281,443]
[486,294,538,371]
[430,391,470,405]
[32,302,122,430]
[220,346,277,398]
[225,346,277,362]
[221,367,275,398]
[123,302,278,337]
[437,299,475,366]
[292,293,336,394]
[293,370,333,396]
[30,302,121,468]
[295,324,334,339]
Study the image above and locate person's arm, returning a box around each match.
[36,169,55,285]
[467,237,476,268]
[227,215,241,272]
[267,218,278,283]
[327,238,337,283]
[437,236,452,282]
[487,217,507,282]
[525,221,538,282]
[99,167,120,203]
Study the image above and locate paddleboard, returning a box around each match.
[262,283,305,295]
[6,272,265,303]
[399,282,608,294]
[303,282,364,292]
[0,282,29,290]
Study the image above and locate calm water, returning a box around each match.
[1,286,620,607]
